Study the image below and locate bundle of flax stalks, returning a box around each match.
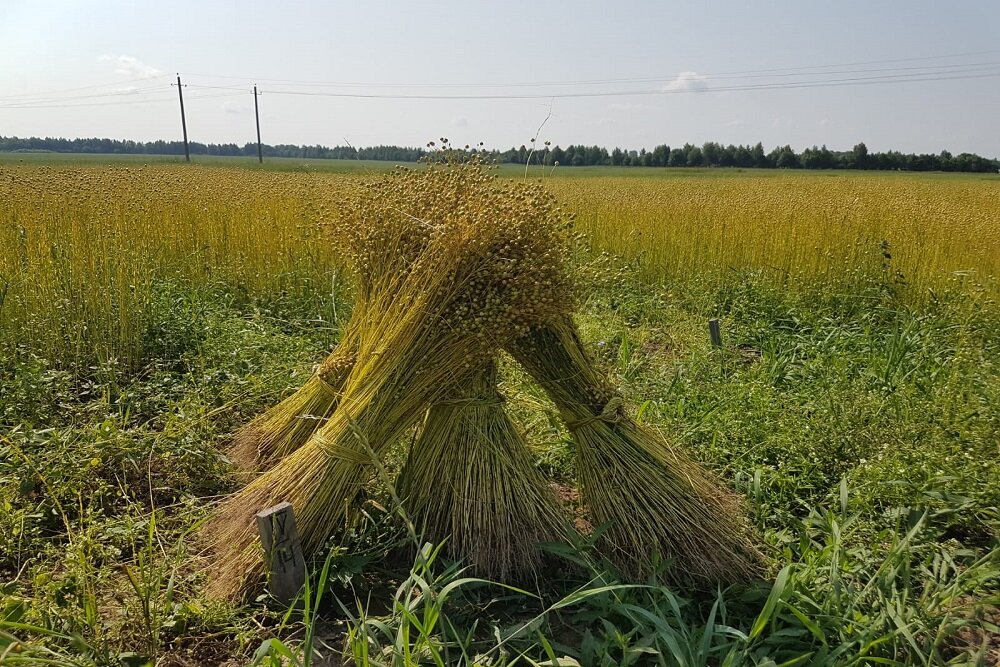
[507,316,763,583]
[396,359,570,582]
[227,176,438,472]
[205,157,762,599]
[202,159,573,598]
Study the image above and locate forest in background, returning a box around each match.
[2,135,998,172]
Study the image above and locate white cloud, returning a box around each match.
[663,71,708,93]
[224,101,252,115]
[99,55,162,79]
[725,119,746,127]
[451,117,469,127]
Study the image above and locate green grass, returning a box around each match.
[2,263,997,665]
[1,161,997,665]
[0,151,412,173]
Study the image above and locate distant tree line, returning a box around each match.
[1,136,997,173]
[500,141,999,173]
[0,136,425,162]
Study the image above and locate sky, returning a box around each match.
[2,1,999,156]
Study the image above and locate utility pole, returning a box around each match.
[253,85,263,164]
[173,74,190,162]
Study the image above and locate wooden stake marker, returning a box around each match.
[255,502,305,604]
[708,318,723,348]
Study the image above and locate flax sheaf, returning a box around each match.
[508,315,763,584]
[396,359,572,582]
[223,178,428,475]
[225,338,358,473]
[312,432,370,465]
[201,156,574,599]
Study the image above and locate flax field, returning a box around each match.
[3,165,997,371]
[551,170,1000,295]
[1,160,998,666]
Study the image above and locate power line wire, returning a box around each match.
[183,60,1000,92]
[4,48,996,108]
[185,67,1000,101]
[13,65,990,109]
[0,74,171,101]
[0,91,244,110]
[180,48,1000,89]
[0,84,172,108]
[2,50,996,111]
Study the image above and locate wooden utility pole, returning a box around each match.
[174,74,190,162]
[253,85,263,164]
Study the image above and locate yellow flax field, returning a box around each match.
[548,171,999,295]
[2,165,997,369]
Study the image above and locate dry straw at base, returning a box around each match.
[202,158,574,598]
[508,315,763,583]
[397,358,572,582]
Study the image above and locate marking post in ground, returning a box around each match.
[255,502,305,604]
[708,318,722,348]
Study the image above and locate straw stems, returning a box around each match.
[223,171,439,474]
[203,158,574,598]
[203,307,506,599]
[509,316,762,583]
[397,360,571,581]
[226,341,357,472]
[572,418,761,582]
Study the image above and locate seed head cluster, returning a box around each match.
[328,155,574,353]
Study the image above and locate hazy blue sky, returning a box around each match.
[2,1,999,155]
